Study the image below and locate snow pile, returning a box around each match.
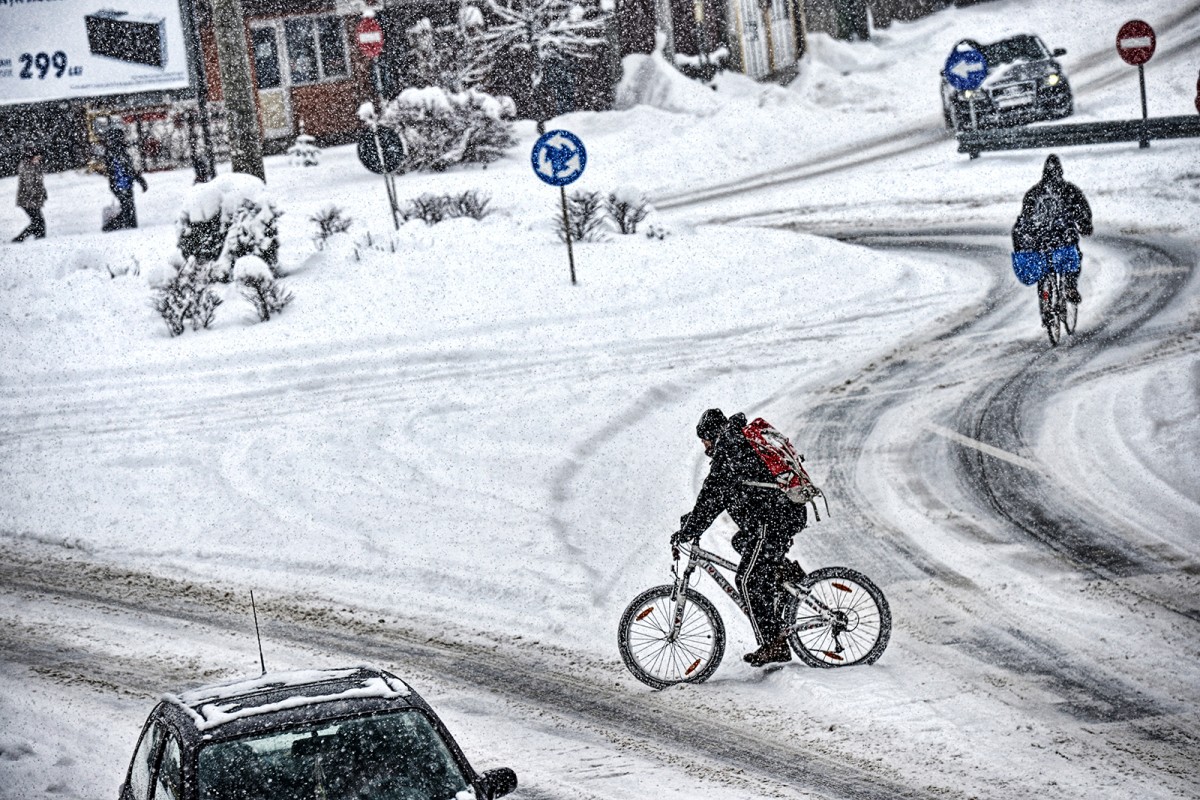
[614,39,721,116]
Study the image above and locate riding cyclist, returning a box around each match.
[1012,153,1093,305]
[670,409,807,667]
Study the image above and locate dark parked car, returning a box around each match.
[941,34,1073,130]
[118,666,517,800]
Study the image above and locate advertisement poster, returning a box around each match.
[0,0,191,107]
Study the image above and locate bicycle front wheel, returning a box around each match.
[1043,282,1062,346]
[618,585,725,689]
[783,567,891,668]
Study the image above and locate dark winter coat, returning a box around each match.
[679,412,807,541]
[16,155,46,211]
[1012,155,1092,253]
[103,140,148,197]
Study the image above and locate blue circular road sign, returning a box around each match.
[531,130,587,187]
[944,47,988,92]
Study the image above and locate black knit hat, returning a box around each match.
[696,408,727,440]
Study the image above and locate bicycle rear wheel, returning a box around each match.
[783,567,891,668]
[618,585,725,689]
[1042,279,1062,346]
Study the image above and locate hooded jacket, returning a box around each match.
[1012,155,1092,252]
[679,412,806,541]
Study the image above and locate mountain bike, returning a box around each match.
[617,540,891,689]
[1037,259,1078,347]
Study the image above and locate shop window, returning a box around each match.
[285,16,348,85]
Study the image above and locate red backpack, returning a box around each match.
[740,417,828,521]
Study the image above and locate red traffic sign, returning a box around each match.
[1116,19,1155,66]
[356,17,384,60]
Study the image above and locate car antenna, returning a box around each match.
[250,590,267,675]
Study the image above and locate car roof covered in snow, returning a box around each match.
[159,666,420,739]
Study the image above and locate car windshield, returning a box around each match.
[198,711,471,800]
[982,36,1047,65]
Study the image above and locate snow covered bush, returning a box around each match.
[606,187,650,234]
[376,87,516,172]
[152,256,222,336]
[310,205,353,249]
[645,222,670,241]
[557,190,607,243]
[234,255,293,323]
[403,191,493,225]
[177,174,282,281]
[287,130,321,166]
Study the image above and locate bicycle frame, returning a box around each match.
[669,542,836,643]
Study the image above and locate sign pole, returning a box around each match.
[559,186,577,285]
[531,129,587,286]
[371,60,400,229]
[1137,62,1149,148]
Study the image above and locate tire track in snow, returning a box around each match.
[0,542,938,800]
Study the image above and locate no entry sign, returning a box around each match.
[357,17,384,60]
[1116,19,1155,66]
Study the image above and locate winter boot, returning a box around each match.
[743,639,792,667]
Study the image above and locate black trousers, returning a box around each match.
[103,190,138,231]
[14,208,45,241]
[733,519,799,645]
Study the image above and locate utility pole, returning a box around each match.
[211,0,264,180]
[654,0,675,64]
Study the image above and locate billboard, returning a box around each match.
[0,0,192,107]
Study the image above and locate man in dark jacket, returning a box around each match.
[672,408,807,667]
[100,127,148,232]
[1012,154,1093,304]
[13,144,47,242]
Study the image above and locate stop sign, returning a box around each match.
[1116,19,1156,66]
[356,17,384,60]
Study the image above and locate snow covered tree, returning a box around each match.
[481,0,611,118]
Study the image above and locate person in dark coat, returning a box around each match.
[672,408,808,667]
[1012,154,1093,304]
[99,127,148,232]
[12,144,47,242]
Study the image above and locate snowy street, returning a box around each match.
[2,1,1199,798]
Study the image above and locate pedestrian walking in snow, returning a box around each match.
[12,144,47,242]
[99,127,148,232]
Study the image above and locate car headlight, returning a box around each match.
[963,90,975,99]
[1045,73,1060,86]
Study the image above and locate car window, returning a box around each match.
[198,711,470,800]
[128,720,166,800]
[983,36,1047,65]
[154,734,183,800]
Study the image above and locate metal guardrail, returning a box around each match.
[957,115,1200,158]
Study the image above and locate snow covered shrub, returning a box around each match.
[376,87,516,172]
[645,222,670,241]
[606,187,650,234]
[403,191,493,225]
[557,190,607,243]
[406,193,450,225]
[234,255,293,323]
[310,205,353,249]
[287,129,320,166]
[152,256,222,336]
[450,189,492,220]
[177,174,282,282]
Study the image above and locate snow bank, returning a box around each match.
[614,42,720,116]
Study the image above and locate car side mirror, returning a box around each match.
[1053,48,1067,56]
[480,767,518,799]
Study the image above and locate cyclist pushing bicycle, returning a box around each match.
[1012,154,1093,308]
[670,408,808,667]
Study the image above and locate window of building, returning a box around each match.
[284,15,348,85]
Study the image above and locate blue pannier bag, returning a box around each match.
[1011,251,1047,285]
[1050,244,1080,274]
